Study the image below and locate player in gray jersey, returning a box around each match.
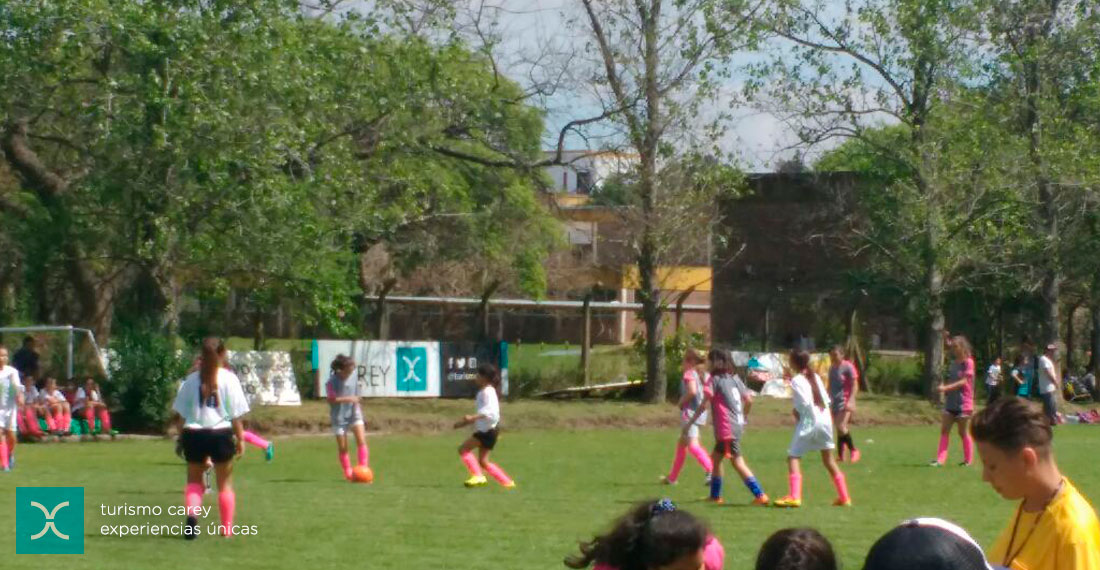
[326,354,369,481]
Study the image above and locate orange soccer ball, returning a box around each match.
[351,465,374,483]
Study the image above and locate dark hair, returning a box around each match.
[331,354,354,374]
[707,349,733,376]
[830,345,845,358]
[970,397,1052,454]
[477,363,501,391]
[863,522,989,570]
[756,528,837,570]
[565,500,707,570]
[200,338,223,407]
[790,349,825,409]
[23,336,34,346]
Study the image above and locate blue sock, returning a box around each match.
[744,476,764,497]
[709,476,723,499]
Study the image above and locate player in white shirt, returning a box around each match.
[41,376,72,434]
[773,349,852,508]
[172,338,250,539]
[74,377,113,436]
[0,347,24,472]
[1038,343,1061,424]
[453,363,515,488]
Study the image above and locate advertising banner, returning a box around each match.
[313,340,441,398]
[226,351,301,406]
[439,341,509,398]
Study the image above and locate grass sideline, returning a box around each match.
[2,424,1098,569]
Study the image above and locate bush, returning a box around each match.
[633,329,707,402]
[865,354,923,395]
[107,329,190,433]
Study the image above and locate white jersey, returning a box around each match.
[0,366,20,411]
[1038,355,1058,395]
[73,387,100,411]
[474,385,500,432]
[172,369,250,430]
[788,373,836,457]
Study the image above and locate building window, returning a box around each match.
[576,170,594,194]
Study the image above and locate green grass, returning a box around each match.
[2,423,1098,569]
[509,343,643,395]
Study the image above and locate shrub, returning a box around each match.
[864,354,923,395]
[107,329,190,433]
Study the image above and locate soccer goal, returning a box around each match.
[0,325,108,379]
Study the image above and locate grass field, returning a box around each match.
[2,421,1098,569]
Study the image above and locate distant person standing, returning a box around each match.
[827,346,860,463]
[985,357,1003,406]
[1019,341,1037,399]
[1037,344,1061,425]
[11,337,39,379]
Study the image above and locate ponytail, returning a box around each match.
[331,354,353,375]
[477,363,501,392]
[564,499,706,570]
[200,337,223,407]
[790,349,825,409]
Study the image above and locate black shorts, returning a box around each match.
[713,438,741,458]
[180,428,235,464]
[473,429,499,450]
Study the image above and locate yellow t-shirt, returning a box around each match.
[988,478,1100,570]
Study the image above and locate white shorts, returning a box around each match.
[0,408,18,432]
[788,422,835,458]
[332,419,364,436]
[681,419,700,439]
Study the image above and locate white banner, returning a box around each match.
[227,351,302,406]
[313,340,441,398]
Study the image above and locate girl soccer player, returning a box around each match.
[564,499,725,570]
[774,349,852,508]
[172,337,251,539]
[0,347,23,472]
[189,354,274,461]
[17,375,44,439]
[683,349,769,506]
[755,528,837,570]
[74,377,113,436]
[662,348,713,485]
[41,377,72,435]
[454,363,515,488]
[931,335,975,467]
[326,354,369,481]
[827,346,860,462]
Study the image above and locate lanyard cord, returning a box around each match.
[1002,479,1064,568]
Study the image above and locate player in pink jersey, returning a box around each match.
[931,335,976,467]
[683,349,769,506]
[661,348,713,485]
[564,499,725,570]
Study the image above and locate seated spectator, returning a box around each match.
[756,528,836,570]
[972,398,1100,569]
[564,499,724,570]
[41,376,72,434]
[863,518,991,570]
[74,377,113,436]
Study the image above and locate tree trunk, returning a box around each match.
[923,228,945,399]
[1092,280,1100,376]
[1065,303,1079,372]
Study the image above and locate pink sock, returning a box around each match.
[242,430,268,449]
[24,409,42,436]
[17,412,27,433]
[688,443,714,473]
[937,433,950,464]
[484,462,513,485]
[962,434,974,464]
[667,445,688,483]
[44,412,57,431]
[0,439,8,470]
[789,472,803,500]
[62,411,72,432]
[98,409,112,432]
[357,444,369,468]
[460,451,482,476]
[85,408,95,427]
[218,490,235,537]
[184,483,203,516]
[339,452,352,479]
[833,472,851,502]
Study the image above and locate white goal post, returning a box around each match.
[0,325,107,379]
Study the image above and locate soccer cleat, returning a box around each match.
[850,449,862,463]
[464,475,488,488]
[833,498,853,507]
[958,461,972,467]
[703,473,712,486]
[502,481,517,489]
[773,496,802,508]
[705,496,725,505]
[660,475,677,485]
[752,494,771,506]
[185,516,198,541]
[265,442,275,463]
[928,460,943,467]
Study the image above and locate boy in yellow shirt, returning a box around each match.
[971,398,1100,570]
